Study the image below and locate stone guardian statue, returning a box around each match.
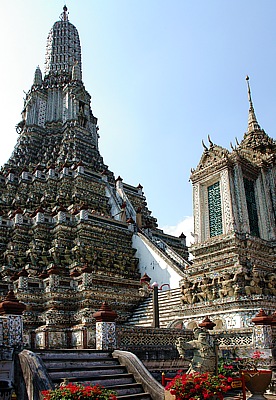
[175,327,216,373]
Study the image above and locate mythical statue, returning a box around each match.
[175,327,216,373]
[264,273,276,296]
[180,279,194,304]
[195,275,215,302]
[218,271,241,298]
[244,268,263,296]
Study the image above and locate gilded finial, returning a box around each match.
[245,75,261,133]
[246,75,252,106]
[60,5,69,21]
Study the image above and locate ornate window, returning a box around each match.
[208,181,223,237]
[244,178,260,237]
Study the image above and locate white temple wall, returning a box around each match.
[132,234,182,289]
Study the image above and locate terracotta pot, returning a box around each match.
[241,370,272,399]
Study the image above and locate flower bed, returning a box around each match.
[41,383,117,400]
[165,371,232,400]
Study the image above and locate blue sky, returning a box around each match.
[1,1,276,244]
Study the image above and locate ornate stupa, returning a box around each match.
[0,6,189,348]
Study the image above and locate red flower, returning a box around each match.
[253,350,264,359]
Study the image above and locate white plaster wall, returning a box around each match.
[132,234,183,289]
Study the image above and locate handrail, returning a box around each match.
[105,182,122,219]
[18,350,54,400]
[112,349,165,400]
[116,187,136,220]
[141,230,190,269]
[137,231,187,277]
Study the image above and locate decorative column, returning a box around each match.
[0,290,26,348]
[252,309,273,349]
[0,290,26,399]
[93,302,117,350]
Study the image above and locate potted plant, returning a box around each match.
[41,382,117,400]
[165,371,232,400]
[236,350,272,399]
[218,358,240,378]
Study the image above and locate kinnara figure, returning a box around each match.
[175,327,216,373]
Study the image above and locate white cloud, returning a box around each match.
[162,215,194,247]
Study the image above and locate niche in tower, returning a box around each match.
[243,177,260,237]
[79,101,87,128]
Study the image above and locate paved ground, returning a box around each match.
[224,395,276,399]
[224,394,276,400]
[224,391,276,399]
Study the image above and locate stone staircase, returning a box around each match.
[126,288,182,328]
[35,349,152,399]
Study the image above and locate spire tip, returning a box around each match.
[60,4,69,21]
[245,76,261,133]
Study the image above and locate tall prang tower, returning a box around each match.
[0,7,189,349]
[180,76,276,330]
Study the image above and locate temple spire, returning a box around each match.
[33,66,42,86]
[246,75,261,133]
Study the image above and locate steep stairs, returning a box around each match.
[126,288,182,328]
[36,349,152,399]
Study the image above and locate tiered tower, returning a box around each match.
[0,7,188,348]
[181,76,276,330]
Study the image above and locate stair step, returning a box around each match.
[52,373,135,386]
[37,350,111,360]
[45,360,119,369]
[105,383,144,396]
[126,288,183,328]
[117,393,151,399]
[35,349,154,399]
[49,366,126,379]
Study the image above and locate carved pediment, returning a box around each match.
[191,143,230,179]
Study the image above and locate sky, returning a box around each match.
[1,1,276,246]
